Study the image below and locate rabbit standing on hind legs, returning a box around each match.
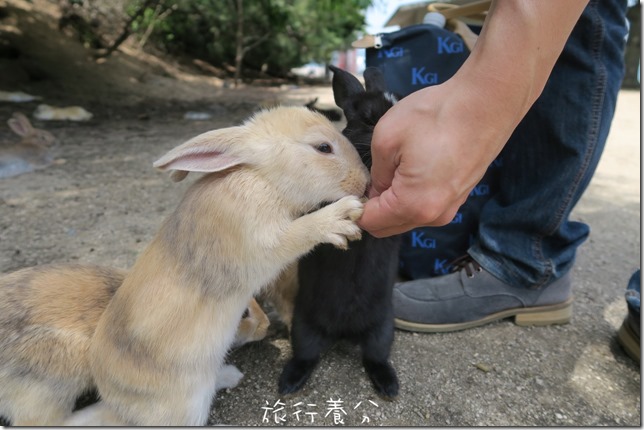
[0,107,367,426]
[278,66,403,400]
[64,106,368,426]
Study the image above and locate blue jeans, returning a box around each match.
[469,0,629,288]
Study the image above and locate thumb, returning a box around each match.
[358,188,407,235]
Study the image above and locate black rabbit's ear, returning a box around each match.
[329,65,365,108]
[364,67,387,93]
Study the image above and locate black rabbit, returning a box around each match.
[278,65,402,399]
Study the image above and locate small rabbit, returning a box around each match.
[33,104,93,121]
[260,262,299,330]
[0,112,56,179]
[0,90,42,103]
[278,66,402,399]
[0,106,368,426]
[0,263,269,426]
[231,296,271,348]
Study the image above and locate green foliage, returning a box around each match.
[127,0,372,77]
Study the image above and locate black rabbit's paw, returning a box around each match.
[278,359,317,395]
[364,360,399,399]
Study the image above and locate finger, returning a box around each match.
[364,222,417,238]
[356,189,407,234]
[359,194,465,237]
[368,120,399,198]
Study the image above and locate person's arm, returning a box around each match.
[359,0,589,237]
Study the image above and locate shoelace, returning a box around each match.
[450,255,483,278]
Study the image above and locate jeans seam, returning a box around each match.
[531,0,606,289]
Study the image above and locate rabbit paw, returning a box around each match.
[315,195,364,250]
[216,364,244,391]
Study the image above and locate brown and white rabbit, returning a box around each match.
[0,106,368,426]
[0,265,266,426]
[0,112,56,179]
[231,296,271,348]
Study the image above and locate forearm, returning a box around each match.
[457,0,589,123]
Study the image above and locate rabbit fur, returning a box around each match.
[259,261,299,330]
[0,264,265,426]
[0,106,368,426]
[0,112,56,179]
[278,66,403,399]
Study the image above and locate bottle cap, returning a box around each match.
[423,12,446,28]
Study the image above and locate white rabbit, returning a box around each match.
[33,104,93,121]
[0,106,368,426]
[0,112,56,179]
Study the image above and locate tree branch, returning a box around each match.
[97,0,159,59]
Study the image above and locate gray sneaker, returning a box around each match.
[393,255,573,333]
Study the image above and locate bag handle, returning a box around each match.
[351,0,491,50]
[428,0,491,21]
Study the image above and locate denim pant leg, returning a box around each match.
[469,0,629,288]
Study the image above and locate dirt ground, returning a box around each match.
[0,0,640,427]
[0,0,339,277]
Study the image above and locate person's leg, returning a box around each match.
[394,0,629,332]
[471,0,629,287]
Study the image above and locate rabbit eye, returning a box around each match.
[315,142,333,154]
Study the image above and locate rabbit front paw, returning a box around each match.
[315,195,364,250]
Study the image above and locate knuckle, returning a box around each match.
[372,123,395,151]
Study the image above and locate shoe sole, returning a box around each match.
[394,297,573,333]
[617,317,641,363]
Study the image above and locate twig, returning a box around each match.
[97,0,159,58]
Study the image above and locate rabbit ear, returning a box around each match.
[153,127,247,182]
[329,65,365,109]
[7,112,33,137]
[364,67,387,93]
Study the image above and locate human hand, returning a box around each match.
[356,0,589,238]
[357,76,515,237]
